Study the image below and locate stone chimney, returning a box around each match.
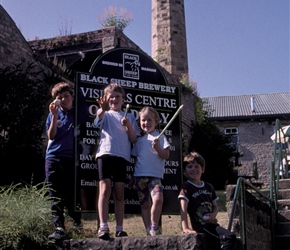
[151,0,188,78]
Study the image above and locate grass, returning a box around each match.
[0,182,54,249]
[0,181,270,247]
[66,188,272,239]
[71,190,229,239]
[0,182,228,246]
[0,183,229,248]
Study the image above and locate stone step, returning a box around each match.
[278,189,290,199]
[278,199,290,208]
[278,179,290,190]
[278,209,290,222]
[61,234,243,250]
[276,180,290,249]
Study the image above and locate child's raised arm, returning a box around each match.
[152,138,170,159]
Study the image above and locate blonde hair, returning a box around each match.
[139,106,160,125]
[138,107,161,135]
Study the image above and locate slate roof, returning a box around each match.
[202,92,290,120]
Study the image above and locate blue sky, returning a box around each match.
[1,0,289,97]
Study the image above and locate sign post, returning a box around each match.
[75,48,183,214]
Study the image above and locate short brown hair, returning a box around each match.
[51,82,74,99]
[103,83,125,98]
[183,151,206,170]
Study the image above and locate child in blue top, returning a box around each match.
[132,106,170,236]
[94,83,140,240]
[45,82,82,241]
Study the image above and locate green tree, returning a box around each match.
[0,63,54,185]
[189,96,237,189]
[180,77,237,189]
[179,73,198,96]
[98,6,133,31]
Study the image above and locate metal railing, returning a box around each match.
[226,118,289,249]
[227,177,276,249]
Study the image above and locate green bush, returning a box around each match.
[0,182,54,249]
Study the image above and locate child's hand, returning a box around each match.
[49,101,59,117]
[121,117,130,127]
[96,97,109,111]
[152,138,160,149]
[182,229,196,234]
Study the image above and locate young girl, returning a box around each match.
[132,106,170,236]
[178,151,236,249]
[94,83,140,240]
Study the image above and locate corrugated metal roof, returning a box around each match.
[202,92,290,119]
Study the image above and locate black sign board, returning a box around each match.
[75,48,182,214]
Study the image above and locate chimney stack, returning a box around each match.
[151,0,188,78]
[251,97,256,113]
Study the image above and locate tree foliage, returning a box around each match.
[179,73,198,95]
[187,95,237,190]
[0,63,54,185]
[98,6,133,31]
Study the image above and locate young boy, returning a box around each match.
[94,83,140,240]
[45,82,82,241]
[178,151,236,249]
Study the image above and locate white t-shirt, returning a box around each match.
[94,110,140,162]
[132,130,170,178]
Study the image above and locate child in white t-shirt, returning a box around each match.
[94,83,140,240]
[132,106,170,236]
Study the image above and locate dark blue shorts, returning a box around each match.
[97,155,128,183]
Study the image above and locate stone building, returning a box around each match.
[204,93,290,188]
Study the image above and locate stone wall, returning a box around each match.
[218,120,290,188]
[0,5,36,69]
[226,185,276,250]
[237,121,274,187]
[61,234,209,250]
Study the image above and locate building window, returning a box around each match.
[224,127,238,135]
[224,127,242,166]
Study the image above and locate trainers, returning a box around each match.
[115,230,128,237]
[48,227,65,240]
[149,228,161,236]
[98,227,110,240]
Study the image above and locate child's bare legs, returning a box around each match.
[140,199,152,232]
[113,182,125,232]
[151,190,163,229]
[98,179,111,226]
